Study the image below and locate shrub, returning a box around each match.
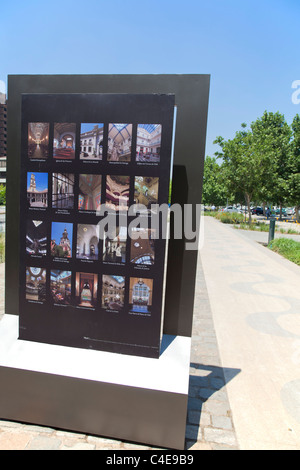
[216,212,245,224]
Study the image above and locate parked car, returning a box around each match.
[274,208,287,216]
[251,207,264,215]
[285,207,295,216]
[222,206,240,213]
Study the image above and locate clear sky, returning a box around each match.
[51,222,73,247]
[80,123,104,134]
[27,172,48,191]
[1,0,300,158]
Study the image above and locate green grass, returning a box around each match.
[268,238,300,266]
[0,233,4,263]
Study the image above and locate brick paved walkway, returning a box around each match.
[0,257,238,450]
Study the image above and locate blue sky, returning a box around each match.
[51,222,73,246]
[27,172,48,191]
[80,123,103,134]
[1,0,300,158]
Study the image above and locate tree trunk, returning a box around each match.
[245,192,252,224]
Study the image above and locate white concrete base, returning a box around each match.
[0,314,191,449]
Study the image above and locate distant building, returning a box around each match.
[0,93,7,185]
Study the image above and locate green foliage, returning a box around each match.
[214,123,261,222]
[268,238,300,266]
[0,185,6,206]
[207,210,245,224]
[289,115,300,221]
[202,156,227,206]
[0,233,5,263]
[212,110,299,222]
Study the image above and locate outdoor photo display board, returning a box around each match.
[19,93,175,358]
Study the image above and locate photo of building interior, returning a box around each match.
[50,270,72,305]
[75,272,98,308]
[51,222,73,258]
[26,220,47,257]
[136,124,162,163]
[105,175,130,211]
[53,123,76,159]
[107,123,132,162]
[102,275,125,310]
[134,176,159,211]
[26,267,47,302]
[80,123,104,160]
[129,277,153,314]
[130,228,155,265]
[103,225,127,264]
[52,173,74,210]
[78,174,102,211]
[28,122,49,159]
[76,224,99,260]
[27,172,48,208]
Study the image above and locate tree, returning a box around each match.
[214,123,262,223]
[201,156,227,207]
[251,111,292,218]
[289,114,300,222]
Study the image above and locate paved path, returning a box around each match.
[1,216,300,450]
[200,217,300,450]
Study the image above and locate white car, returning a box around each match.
[286,207,295,216]
[222,206,239,213]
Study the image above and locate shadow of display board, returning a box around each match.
[1,75,210,450]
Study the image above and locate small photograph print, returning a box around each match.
[50,270,72,305]
[75,272,98,308]
[80,123,104,160]
[129,277,153,314]
[28,122,49,159]
[52,173,75,210]
[53,123,76,160]
[102,275,125,311]
[105,175,130,211]
[27,172,48,208]
[78,174,102,212]
[136,124,162,163]
[26,220,47,257]
[26,267,47,302]
[134,176,159,212]
[76,224,100,261]
[130,228,155,266]
[107,123,132,162]
[103,225,127,264]
[51,222,73,258]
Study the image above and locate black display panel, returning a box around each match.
[19,93,175,358]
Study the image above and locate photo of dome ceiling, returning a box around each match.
[107,123,132,162]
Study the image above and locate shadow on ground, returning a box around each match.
[186,363,241,448]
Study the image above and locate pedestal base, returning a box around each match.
[0,315,191,449]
